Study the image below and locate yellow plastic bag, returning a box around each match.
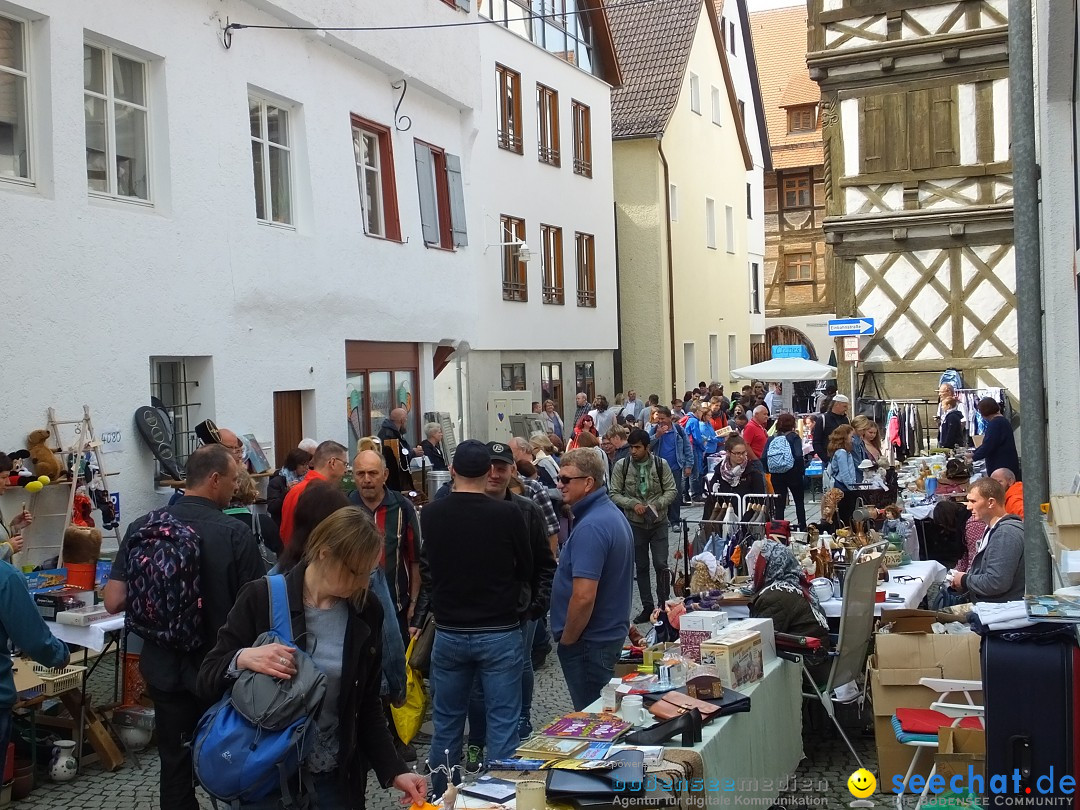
[391,638,427,744]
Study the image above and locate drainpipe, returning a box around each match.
[658,139,678,399]
[1009,0,1050,593]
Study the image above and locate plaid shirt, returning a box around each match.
[519,476,561,538]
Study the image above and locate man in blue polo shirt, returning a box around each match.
[550,449,634,711]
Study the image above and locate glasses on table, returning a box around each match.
[892,575,922,584]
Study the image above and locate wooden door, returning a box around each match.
[273,391,303,468]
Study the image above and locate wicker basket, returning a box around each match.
[31,664,86,696]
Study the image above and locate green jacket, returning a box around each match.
[608,454,678,526]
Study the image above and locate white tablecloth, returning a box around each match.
[49,614,125,651]
[818,559,946,617]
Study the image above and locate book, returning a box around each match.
[574,742,614,760]
[243,434,271,473]
[1025,594,1080,622]
[606,745,665,765]
[539,712,632,742]
[516,736,587,759]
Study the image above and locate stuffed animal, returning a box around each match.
[26,429,62,480]
[62,525,102,564]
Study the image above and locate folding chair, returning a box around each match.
[892,678,984,810]
[777,541,886,768]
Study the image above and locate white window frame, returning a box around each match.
[689,72,700,115]
[725,205,735,253]
[705,197,716,249]
[249,94,294,226]
[0,12,31,185]
[353,124,385,237]
[84,41,152,203]
[711,86,722,126]
[669,183,678,221]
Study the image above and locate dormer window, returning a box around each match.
[787,104,818,134]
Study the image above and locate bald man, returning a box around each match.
[348,450,421,634]
[743,406,770,460]
[990,468,1024,518]
[378,407,420,491]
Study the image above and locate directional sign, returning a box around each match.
[828,317,875,336]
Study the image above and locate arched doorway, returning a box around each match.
[751,326,819,364]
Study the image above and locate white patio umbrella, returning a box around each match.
[729,357,837,382]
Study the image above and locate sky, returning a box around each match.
[745,0,804,10]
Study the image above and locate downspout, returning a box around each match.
[658,138,678,399]
[1009,0,1050,593]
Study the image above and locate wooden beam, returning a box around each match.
[839,161,1012,186]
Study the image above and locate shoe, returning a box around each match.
[625,708,702,747]
[396,741,418,762]
[632,608,654,624]
[465,743,484,770]
[531,652,548,671]
[518,719,533,740]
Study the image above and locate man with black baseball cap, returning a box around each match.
[412,440,534,795]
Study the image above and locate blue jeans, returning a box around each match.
[428,628,523,796]
[467,620,537,745]
[557,638,625,711]
[668,469,683,525]
[690,453,706,499]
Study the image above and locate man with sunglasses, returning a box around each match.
[550,449,634,711]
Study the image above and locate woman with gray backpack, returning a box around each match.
[762,414,806,530]
[197,506,426,808]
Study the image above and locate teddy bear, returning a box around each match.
[26,429,63,480]
[62,525,102,564]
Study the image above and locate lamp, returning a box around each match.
[485,237,532,263]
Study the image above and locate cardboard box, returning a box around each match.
[679,610,728,633]
[1049,495,1080,551]
[936,727,985,786]
[874,715,932,790]
[33,588,93,620]
[699,630,764,689]
[725,617,776,664]
[876,612,981,683]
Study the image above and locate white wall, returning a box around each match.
[0,0,479,537]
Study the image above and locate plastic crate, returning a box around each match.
[30,664,86,696]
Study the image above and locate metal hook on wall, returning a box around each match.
[221,18,235,50]
[391,79,412,132]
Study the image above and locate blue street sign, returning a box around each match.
[771,344,810,359]
[827,317,875,336]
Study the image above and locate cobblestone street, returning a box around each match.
[17,496,886,810]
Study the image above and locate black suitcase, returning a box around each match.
[983,632,1079,807]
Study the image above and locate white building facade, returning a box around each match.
[0,0,618,551]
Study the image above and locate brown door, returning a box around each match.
[273,391,303,467]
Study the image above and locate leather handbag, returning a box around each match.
[408,614,436,675]
[647,690,721,722]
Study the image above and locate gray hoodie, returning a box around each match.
[966,514,1025,602]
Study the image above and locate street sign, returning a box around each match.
[827,317,875,336]
[771,344,810,360]
[842,337,859,351]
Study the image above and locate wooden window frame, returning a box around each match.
[351,115,401,242]
[496,64,523,154]
[541,361,563,408]
[787,105,817,134]
[575,361,595,402]
[541,224,564,305]
[501,363,526,391]
[572,100,592,178]
[575,231,596,307]
[537,84,561,166]
[501,214,528,301]
[416,139,456,250]
[784,252,813,284]
[782,173,812,209]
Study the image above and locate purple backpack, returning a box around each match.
[124,510,203,651]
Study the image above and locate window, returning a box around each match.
[0,14,29,182]
[709,335,719,383]
[439,0,470,9]
[860,87,959,173]
[482,0,602,78]
[738,99,745,126]
[729,21,737,55]
[575,361,595,402]
[782,173,812,208]
[683,343,696,390]
[501,214,527,301]
[711,86,722,126]
[541,362,563,408]
[728,335,737,378]
[496,64,522,153]
[150,357,212,473]
[85,43,150,201]
[750,262,761,313]
[705,198,716,249]
[787,105,817,134]
[352,116,401,240]
[501,363,526,391]
[669,183,678,221]
[575,231,596,307]
[249,95,292,223]
[785,252,813,282]
[541,224,564,304]
[572,100,591,177]
[689,73,701,114]
[746,182,752,219]
[537,84,560,166]
[725,205,734,253]
[415,140,467,248]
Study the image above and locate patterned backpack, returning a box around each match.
[124,510,203,651]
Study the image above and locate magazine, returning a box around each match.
[539,712,632,742]
[516,736,587,759]
[1025,594,1080,622]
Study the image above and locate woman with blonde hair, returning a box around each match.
[529,432,561,490]
[826,425,861,526]
[849,415,882,464]
[225,469,283,564]
[199,507,427,807]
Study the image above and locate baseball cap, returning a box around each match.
[452,440,492,477]
[486,441,514,465]
[832,394,850,404]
